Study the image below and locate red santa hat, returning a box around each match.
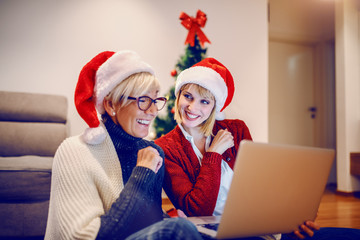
[74,50,155,145]
[175,57,234,120]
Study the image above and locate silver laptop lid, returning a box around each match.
[217,140,334,239]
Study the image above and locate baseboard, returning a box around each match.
[327,183,360,198]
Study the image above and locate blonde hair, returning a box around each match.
[105,72,160,109]
[174,83,216,136]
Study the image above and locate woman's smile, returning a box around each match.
[185,110,200,120]
[137,118,151,125]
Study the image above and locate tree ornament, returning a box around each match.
[171,69,177,77]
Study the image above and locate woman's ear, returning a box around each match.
[103,98,116,117]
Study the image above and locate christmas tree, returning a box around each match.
[153,10,211,138]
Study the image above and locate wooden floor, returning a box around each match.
[316,185,360,229]
[162,185,360,229]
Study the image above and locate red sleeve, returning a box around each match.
[213,119,252,169]
[155,128,222,216]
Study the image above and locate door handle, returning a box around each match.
[308,107,317,112]
[308,107,317,119]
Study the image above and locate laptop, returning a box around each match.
[187,140,335,239]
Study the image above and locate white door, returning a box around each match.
[269,41,316,147]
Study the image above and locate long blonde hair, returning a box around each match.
[174,83,216,136]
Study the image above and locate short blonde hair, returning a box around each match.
[105,72,159,109]
[174,83,216,136]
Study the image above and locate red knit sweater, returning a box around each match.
[155,119,252,216]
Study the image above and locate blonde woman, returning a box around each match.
[45,51,202,240]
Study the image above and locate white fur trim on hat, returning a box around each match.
[175,66,228,120]
[82,124,107,145]
[94,50,155,114]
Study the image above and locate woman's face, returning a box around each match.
[115,89,159,138]
[178,85,215,130]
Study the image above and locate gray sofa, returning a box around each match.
[0,91,68,239]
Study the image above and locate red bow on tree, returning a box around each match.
[179,10,211,47]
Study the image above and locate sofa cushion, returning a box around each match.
[0,121,66,157]
[0,91,67,123]
[0,156,52,202]
[0,201,49,237]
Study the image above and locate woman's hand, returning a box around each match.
[176,209,187,218]
[207,129,234,155]
[137,146,163,173]
[292,221,320,239]
[166,208,188,218]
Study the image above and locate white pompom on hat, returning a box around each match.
[74,50,155,145]
[175,57,235,120]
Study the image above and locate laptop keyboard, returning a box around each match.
[200,223,219,231]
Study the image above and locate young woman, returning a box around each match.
[45,50,202,240]
[155,57,252,218]
[155,58,360,240]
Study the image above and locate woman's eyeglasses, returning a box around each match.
[127,96,167,111]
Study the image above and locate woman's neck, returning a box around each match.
[181,124,203,139]
[181,123,207,154]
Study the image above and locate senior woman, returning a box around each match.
[45,50,202,240]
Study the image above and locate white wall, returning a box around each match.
[0,0,268,142]
[335,0,360,192]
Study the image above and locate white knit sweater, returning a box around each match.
[45,133,123,240]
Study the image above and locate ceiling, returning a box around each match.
[268,0,335,43]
